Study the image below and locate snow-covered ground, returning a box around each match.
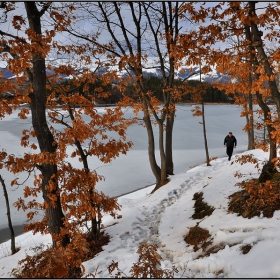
[1,148,280,278]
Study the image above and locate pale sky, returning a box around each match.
[0,2,277,70]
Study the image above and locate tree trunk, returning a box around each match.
[69,106,101,240]
[158,121,167,184]
[255,91,277,161]
[24,2,69,248]
[165,110,174,175]
[244,93,255,151]
[202,102,211,166]
[143,109,161,184]
[254,89,277,182]
[247,92,255,150]
[248,1,280,119]
[0,175,16,254]
[245,74,255,150]
[244,13,277,181]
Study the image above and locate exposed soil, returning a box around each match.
[150,179,170,194]
[192,192,215,219]
[184,226,212,252]
[82,232,110,262]
[240,244,252,254]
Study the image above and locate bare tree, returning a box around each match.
[63,2,185,189]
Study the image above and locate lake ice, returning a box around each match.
[0,104,248,230]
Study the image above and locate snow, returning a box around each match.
[1,148,280,278]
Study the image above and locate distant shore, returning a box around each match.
[17,102,235,109]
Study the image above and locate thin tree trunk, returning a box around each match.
[244,94,255,150]
[158,121,167,184]
[202,102,211,166]
[67,106,100,240]
[0,175,16,254]
[247,92,255,150]
[245,107,250,149]
[143,108,161,184]
[245,73,255,150]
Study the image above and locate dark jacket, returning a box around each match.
[224,135,237,147]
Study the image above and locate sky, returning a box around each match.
[1,147,280,278]
[0,2,276,75]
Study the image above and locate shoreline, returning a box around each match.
[0,183,155,245]
[0,183,156,244]
[0,225,25,244]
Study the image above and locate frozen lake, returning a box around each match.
[0,104,248,232]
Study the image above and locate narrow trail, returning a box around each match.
[129,157,230,263]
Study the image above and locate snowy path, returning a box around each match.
[83,156,238,277]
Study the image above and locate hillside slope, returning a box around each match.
[1,149,280,278]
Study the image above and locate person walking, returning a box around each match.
[224,132,237,161]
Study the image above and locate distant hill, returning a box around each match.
[0,65,231,84]
[141,66,231,84]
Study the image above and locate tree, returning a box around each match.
[190,68,211,166]
[47,76,133,240]
[0,1,133,251]
[246,2,280,160]
[176,3,256,152]
[0,1,70,247]
[229,33,255,150]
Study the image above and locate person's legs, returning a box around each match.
[227,146,233,160]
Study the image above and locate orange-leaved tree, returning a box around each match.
[0,1,70,248]
[0,1,133,252]
[176,2,256,151]
[46,73,133,240]
[211,2,280,179]
[178,2,280,180]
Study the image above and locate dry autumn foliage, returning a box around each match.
[108,242,178,278]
